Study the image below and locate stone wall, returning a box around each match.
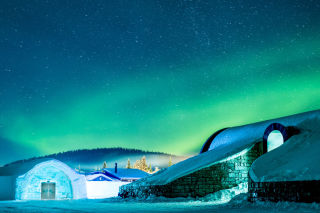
[248,177,320,203]
[119,142,263,198]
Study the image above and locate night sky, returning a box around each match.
[1,0,320,165]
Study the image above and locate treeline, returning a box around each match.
[4,147,169,167]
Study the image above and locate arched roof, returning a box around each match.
[200,128,228,153]
[19,159,81,179]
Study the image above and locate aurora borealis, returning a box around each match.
[0,0,320,165]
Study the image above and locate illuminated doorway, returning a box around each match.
[267,130,284,152]
[263,123,290,153]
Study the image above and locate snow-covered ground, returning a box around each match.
[0,194,319,213]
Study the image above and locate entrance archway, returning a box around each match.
[263,123,289,153]
[266,130,284,152]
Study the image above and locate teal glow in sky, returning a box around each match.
[0,0,320,165]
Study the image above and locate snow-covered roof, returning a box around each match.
[129,110,320,186]
[103,168,149,180]
[85,173,113,181]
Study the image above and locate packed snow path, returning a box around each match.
[0,195,319,213]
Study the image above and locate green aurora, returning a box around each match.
[0,0,320,164]
[2,37,320,157]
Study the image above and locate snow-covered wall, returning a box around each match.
[15,159,87,200]
[86,181,128,199]
[120,143,263,198]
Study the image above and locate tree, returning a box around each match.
[102,161,107,169]
[141,156,148,171]
[168,156,173,167]
[148,163,152,173]
[134,156,150,173]
[126,158,131,169]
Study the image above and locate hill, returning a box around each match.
[3,147,189,171]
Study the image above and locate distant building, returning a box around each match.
[85,172,113,181]
[85,166,149,199]
[103,167,149,182]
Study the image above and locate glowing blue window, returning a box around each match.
[267,130,284,152]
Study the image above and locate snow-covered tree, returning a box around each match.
[102,161,107,169]
[168,156,173,167]
[126,158,131,169]
[134,156,151,173]
[148,163,152,173]
[141,156,147,171]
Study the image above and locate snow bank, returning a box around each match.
[199,182,248,204]
[132,110,320,185]
[1,191,320,212]
[228,193,320,212]
[250,117,320,182]
[138,182,248,204]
